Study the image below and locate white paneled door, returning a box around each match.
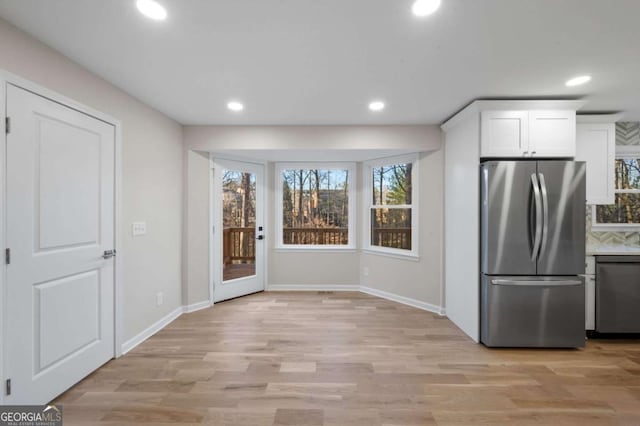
[5,84,115,404]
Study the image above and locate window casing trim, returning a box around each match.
[592,150,640,231]
[275,162,357,250]
[362,154,419,258]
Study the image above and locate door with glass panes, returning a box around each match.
[213,159,264,302]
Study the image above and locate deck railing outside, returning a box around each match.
[372,227,412,250]
[282,227,349,245]
[223,227,411,264]
[223,227,255,265]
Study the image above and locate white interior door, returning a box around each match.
[213,159,264,302]
[5,84,115,404]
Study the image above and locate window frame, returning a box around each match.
[362,154,419,258]
[592,148,640,231]
[275,162,357,251]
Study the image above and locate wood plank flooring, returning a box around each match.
[54,291,640,425]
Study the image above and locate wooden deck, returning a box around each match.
[223,263,256,281]
[54,291,640,425]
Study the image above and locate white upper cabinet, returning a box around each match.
[480,110,576,158]
[575,120,616,205]
[529,110,576,157]
[480,111,529,157]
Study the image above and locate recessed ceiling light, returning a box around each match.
[565,75,591,87]
[227,101,244,112]
[136,0,167,20]
[369,101,386,112]
[412,0,441,17]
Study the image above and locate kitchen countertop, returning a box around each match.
[587,245,640,256]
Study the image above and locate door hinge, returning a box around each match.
[5,117,10,134]
[5,248,10,265]
[5,379,10,396]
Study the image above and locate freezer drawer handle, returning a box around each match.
[491,279,582,286]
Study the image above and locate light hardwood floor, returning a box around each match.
[55,291,640,425]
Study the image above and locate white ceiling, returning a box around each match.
[1,0,639,125]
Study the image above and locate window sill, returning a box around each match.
[274,246,358,253]
[591,224,640,232]
[361,248,420,262]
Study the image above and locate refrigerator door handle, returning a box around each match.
[491,279,582,286]
[538,173,549,259]
[530,173,543,261]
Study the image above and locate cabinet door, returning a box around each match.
[529,110,576,157]
[480,111,529,157]
[575,123,615,205]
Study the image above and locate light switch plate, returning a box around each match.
[132,221,147,236]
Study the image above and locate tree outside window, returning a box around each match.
[370,162,414,251]
[279,166,353,246]
[596,158,640,225]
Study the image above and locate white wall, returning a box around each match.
[443,115,480,341]
[186,125,442,152]
[0,18,184,341]
[184,125,444,309]
[185,150,211,305]
[360,150,444,310]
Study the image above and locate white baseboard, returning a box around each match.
[121,306,183,355]
[267,284,445,316]
[360,286,445,316]
[120,300,213,354]
[183,300,211,313]
[266,284,360,292]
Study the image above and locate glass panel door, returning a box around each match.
[222,170,256,281]
[213,159,264,302]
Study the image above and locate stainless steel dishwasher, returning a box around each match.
[595,256,640,333]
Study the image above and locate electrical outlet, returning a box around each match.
[363,267,369,277]
[132,221,147,236]
[156,292,163,306]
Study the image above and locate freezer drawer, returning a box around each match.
[596,256,640,333]
[481,275,585,348]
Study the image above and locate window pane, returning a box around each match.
[282,169,349,245]
[596,193,640,224]
[615,158,640,190]
[371,208,412,250]
[372,163,413,205]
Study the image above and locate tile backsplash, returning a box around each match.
[586,208,640,247]
[616,121,640,146]
[585,121,640,248]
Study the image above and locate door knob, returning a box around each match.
[256,235,264,240]
[103,249,116,259]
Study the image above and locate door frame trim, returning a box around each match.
[208,154,268,305]
[0,70,124,404]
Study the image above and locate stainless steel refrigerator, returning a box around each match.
[480,160,586,348]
